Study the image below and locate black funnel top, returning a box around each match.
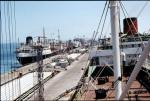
[26,36,33,45]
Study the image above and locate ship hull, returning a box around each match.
[17,51,58,65]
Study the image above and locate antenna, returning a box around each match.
[43,27,46,44]
[58,29,61,50]
[58,29,60,42]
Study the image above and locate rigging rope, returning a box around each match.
[12,1,22,96]
[84,2,112,100]
[137,1,149,18]
[4,2,11,100]
[92,1,108,44]
[120,1,144,46]
[90,2,109,68]
[119,2,136,39]
[1,1,8,100]
[8,1,16,99]
[88,0,109,79]
[1,1,20,100]
[90,3,109,83]
[84,1,111,99]
[98,1,109,40]
[13,1,20,96]
[10,1,18,97]
[119,1,145,65]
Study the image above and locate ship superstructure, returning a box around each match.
[16,36,54,65]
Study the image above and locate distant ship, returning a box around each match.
[16,36,58,65]
[15,31,83,65]
[90,17,150,69]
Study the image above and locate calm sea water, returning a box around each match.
[0,43,22,74]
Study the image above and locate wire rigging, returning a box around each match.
[91,1,108,44]
[119,1,144,46]
[87,2,109,87]
[137,1,149,18]
[90,1,110,82]
[4,2,11,100]
[90,1,109,73]
[7,1,16,99]
[119,1,145,65]
[9,1,18,97]
[84,2,111,99]
[1,1,8,100]
[3,1,20,99]
[99,1,109,40]
[13,1,22,96]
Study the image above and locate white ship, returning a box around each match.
[89,17,150,71]
[16,36,57,65]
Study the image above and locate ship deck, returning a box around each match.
[80,76,150,100]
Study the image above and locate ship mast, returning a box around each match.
[110,1,122,100]
[43,27,46,45]
[58,29,61,50]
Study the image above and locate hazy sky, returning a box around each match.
[1,1,150,43]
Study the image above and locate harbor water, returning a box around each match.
[0,43,21,74]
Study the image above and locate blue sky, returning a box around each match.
[1,1,150,43]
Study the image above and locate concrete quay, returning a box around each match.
[29,53,89,100]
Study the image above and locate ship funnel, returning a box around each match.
[26,36,33,45]
[123,17,138,36]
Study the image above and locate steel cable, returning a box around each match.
[0,2,8,100]
[98,1,109,40]
[4,2,11,100]
[10,1,18,97]
[13,1,21,96]
[137,1,149,18]
[92,1,108,42]
[120,1,144,46]
[119,1,145,65]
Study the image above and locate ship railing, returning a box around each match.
[14,71,58,101]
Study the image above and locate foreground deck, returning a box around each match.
[80,76,150,100]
